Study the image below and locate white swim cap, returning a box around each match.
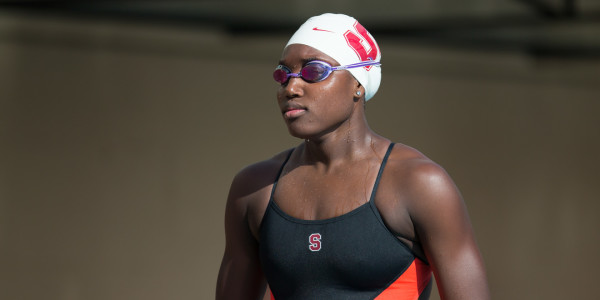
[285,13,382,101]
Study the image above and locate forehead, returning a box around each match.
[280,44,340,66]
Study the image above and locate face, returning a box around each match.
[276,44,362,140]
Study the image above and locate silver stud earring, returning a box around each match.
[356,91,361,96]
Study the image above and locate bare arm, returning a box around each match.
[216,168,268,300]
[407,161,490,300]
[216,153,289,300]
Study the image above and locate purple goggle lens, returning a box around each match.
[273,60,380,84]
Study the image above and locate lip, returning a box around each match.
[282,104,307,119]
[284,108,306,119]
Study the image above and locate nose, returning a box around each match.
[281,77,304,99]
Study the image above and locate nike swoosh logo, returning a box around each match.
[312,27,333,33]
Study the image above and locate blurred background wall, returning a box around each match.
[1,1,599,299]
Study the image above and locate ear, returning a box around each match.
[353,83,365,102]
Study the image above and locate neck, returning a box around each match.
[301,114,382,166]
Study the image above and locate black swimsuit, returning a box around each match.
[259,143,432,300]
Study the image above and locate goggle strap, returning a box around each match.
[333,61,381,71]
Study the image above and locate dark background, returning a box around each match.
[1,1,599,299]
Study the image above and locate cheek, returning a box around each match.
[276,86,287,104]
[318,78,355,106]
[310,92,355,123]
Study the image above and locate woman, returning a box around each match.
[216,13,490,300]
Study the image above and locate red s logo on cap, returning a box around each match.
[343,21,379,70]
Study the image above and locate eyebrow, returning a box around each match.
[278,56,321,66]
[302,57,319,64]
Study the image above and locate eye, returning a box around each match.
[273,65,291,84]
[302,63,328,82]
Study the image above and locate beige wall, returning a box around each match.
[1,12,599,300]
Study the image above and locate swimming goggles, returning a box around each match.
[273,60,381,84]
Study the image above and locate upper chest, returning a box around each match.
[273,162,377,220]
[270,160,417,243]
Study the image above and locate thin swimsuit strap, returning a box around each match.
[269,148,295,201]
[369,142,395,202]
[366,142,428,263]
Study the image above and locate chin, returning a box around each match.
[285,123,318,140]
[285,123,333,141]
[286,128,312,140]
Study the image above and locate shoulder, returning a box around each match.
[385,143,461,213]
[226,148,295,239]
[229,148,294,199]
[386,143,449,182]
[379,142,473,246]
